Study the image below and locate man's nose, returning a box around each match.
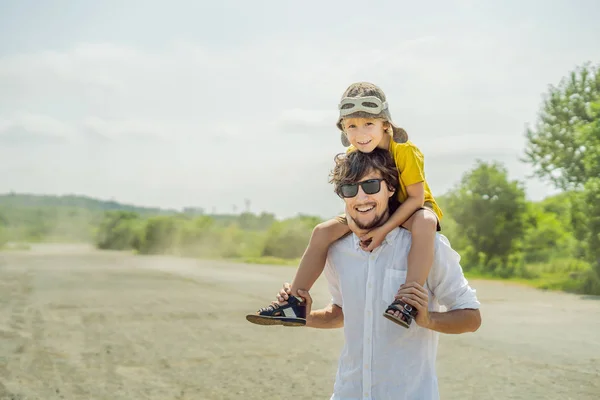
[356,185,370,201]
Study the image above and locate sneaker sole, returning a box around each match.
[382,312,411,329]
[245,314,306,327]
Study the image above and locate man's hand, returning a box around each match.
[395,282,431,329]
[276,282,313,321]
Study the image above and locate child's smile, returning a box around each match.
[343,117,387,153]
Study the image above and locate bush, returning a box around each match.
[262,215,321,259]
[581,269,600,295]
[0,226,6,248]
[136,216,182,255]
[95,211,141,250]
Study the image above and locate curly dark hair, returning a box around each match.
[329,148,400,211]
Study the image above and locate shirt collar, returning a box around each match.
[352,226,402,251]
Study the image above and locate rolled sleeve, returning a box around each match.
[324,258,343,308]
[428,234,480,311]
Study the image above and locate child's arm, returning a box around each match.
[381,181,425,233]
[289,217,351,296]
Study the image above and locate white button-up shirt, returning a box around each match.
[324,227,480,400]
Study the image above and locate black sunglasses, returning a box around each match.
[339,179,386,198]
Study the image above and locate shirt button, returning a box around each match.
[368,283,372,289]
[364,393,369,397]
[365,364,369,369]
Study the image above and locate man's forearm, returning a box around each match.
[426,309,481,334]
[306,303,344,329]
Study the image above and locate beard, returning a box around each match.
[353,208,389,231]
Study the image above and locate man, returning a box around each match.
[274,148,481,399]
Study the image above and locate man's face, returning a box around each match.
[342,168,395,230]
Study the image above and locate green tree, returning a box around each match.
[521,203,574,263]
[447,161,527,274]
[579,101,600,182]
[524,63,600,190]
[581,177,600,294]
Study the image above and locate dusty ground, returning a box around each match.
[0,244,599,400]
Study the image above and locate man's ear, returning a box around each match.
[387,183,396,198]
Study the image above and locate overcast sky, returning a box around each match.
[1,0,599,218]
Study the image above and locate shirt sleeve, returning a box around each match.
[427,235,480,311]
[324,258,343,308]
[394,143,426,187]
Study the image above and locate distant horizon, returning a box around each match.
[0,175,565,220]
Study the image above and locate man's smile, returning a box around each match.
[355,204,375,213]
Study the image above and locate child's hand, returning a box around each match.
[359,225,387,252]
[276,282,292,303]
[346,213,369,237]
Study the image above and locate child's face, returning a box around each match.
[343,117,387,152]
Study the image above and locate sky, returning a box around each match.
[1,0,599,218]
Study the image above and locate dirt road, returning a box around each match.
[0,245,598,399]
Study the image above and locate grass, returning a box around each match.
[463,270,578,291]
[452,258,591,293]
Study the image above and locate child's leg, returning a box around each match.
[246,216,352,326]
[403,209,438,286]
[385,208,438,325]
[289,216,351,297]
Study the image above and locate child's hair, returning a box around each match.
[336,82,408,147]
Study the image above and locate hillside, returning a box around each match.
[0,193,177,215]
[0,193,178,243]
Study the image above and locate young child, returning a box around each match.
[246,82,443,328]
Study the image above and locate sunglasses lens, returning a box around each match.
[341,184,358,198]
[362,180,381,194]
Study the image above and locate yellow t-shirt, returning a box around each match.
[388,139,443,221]
[346,140,443,221]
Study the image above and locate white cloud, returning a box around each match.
[275,108,337,135]
[0,113,77,142]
